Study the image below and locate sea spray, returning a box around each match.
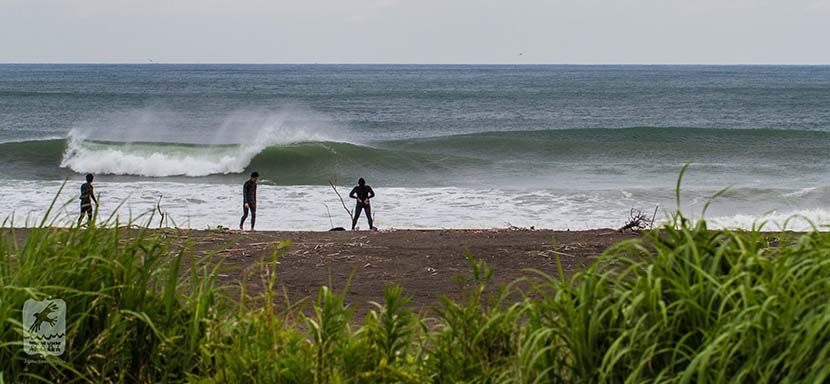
[60,107,347,177]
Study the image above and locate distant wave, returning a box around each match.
[1,127,830,179]
[0,135,66,144]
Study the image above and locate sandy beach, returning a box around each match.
[7,227,639,310]
[156,228,642,312]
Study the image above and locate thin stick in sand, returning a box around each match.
[329,180,354,221]
[324,203,334,228]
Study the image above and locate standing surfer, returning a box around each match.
[78,173,98,226]
[240,171,258,231]
[349,177,375,230]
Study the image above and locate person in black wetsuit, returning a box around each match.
[78,173,98,226]
[349,177,375,230]
[240,171,258,231]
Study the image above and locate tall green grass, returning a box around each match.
[3,186,830,382]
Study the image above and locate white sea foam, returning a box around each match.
[782,187,818,198]
[0,135,66,144]
[709,210,830,232]
[3,180,828,232]
[61,137,251,177]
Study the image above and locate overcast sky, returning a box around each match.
[1,0,828,64]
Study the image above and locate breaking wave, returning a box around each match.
[2,127,830,183]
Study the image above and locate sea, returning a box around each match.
[1,64,829,230]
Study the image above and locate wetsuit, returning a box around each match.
[79,182,96,224]
[240,179,257,229]
[349,184,375,230]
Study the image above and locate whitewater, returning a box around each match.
[4,181,830,232]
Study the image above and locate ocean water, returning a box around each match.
[1,64,829,230]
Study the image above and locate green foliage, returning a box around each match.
[0,193,227,382]
[429,252,524,383]
[4,181,830,382]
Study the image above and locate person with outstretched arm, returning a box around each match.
[240,171,258,231]
[349,177,375,230]
[78,173,98,226]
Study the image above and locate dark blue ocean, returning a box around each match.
[1,64,829,229]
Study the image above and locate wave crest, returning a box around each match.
[61,137,251,177]
[60,110,345,177]
[6,126,830,180]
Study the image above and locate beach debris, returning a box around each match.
[650,205,658,228]
[313,243,332,250]
[156,195,168,228]
[506,222,535,231]
[619,206,658,232]
[363,263,373,268]
[328,178,354,223]
[247,241,276,247]
[324,202,335,228]
[323,201,348,230]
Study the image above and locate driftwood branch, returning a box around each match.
[329,179,353,222]
[619,206,658,232]
[650,205,659,230]
[156,196,167,229]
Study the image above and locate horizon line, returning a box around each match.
[1,62,829,66]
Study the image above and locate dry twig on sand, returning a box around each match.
[619,206,658,232]
[156,196,167,229]
[323,203,335,228]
